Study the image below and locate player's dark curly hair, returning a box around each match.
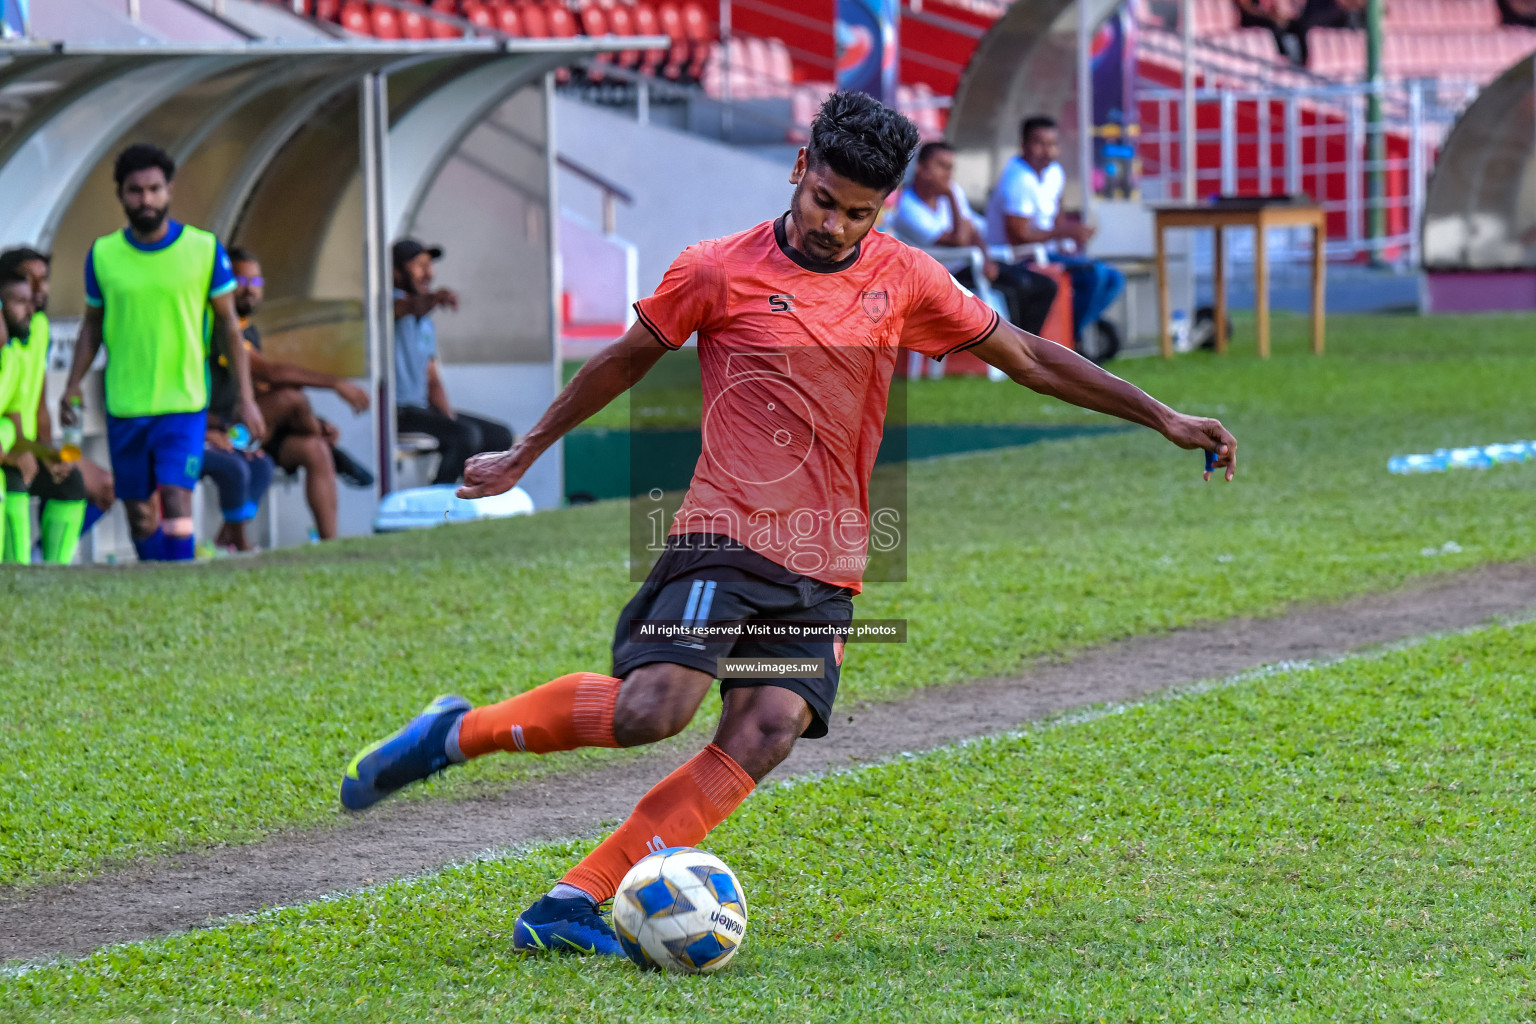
[0,247,48,278]
[0,266,31,292]
[806,91,921,195]
[113,143,176,189]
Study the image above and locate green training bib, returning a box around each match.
[91,226,218,418]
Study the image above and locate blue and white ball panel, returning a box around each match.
[613,847,748,973]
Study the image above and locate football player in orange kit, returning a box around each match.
[340,91,1237,957]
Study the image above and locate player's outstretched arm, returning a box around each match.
[970,322,1237,481]
[456,320,670,498]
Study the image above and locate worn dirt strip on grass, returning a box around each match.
[5,561,1536,963]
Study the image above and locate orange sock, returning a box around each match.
[454,672,623,758]
[561,743,754,902]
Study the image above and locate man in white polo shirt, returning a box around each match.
[889,141,1057,334]
[985,116,1124,349]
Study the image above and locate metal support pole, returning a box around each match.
[544,72,564,504]
[1365,0,1384,253]
[720,0,733,140]
[127,0,141,21]
[1346,93,1362,254]
[1219,89,1235,194]
[360,72,394,499]
[1284,94,1300,195]
[1181,0,1196,201]
[1257,93,1271,194]
[637,77,650,125]
[1407,80,1424,268]
[1160,96,1171,194]
[1076,0,1094,223]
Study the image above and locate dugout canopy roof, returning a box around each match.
[0,25,661,509]
[1422,53,1536,270]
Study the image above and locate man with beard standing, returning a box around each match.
[60,143,265,563]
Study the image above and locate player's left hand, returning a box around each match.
[457,446,526,499]
[1162,412,1237,482]
[238,397,268,443]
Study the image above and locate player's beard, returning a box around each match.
[788,181,851,265]
[235,295,254,318]
[125,203,168,236]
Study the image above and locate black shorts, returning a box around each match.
[611,535,854,739]
[1,464,86,502]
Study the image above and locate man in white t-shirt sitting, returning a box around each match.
[888,141,1057,334]
[984,116,1124,349]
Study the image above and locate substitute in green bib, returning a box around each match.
[0,248,114,565]
[0,270,38,553]
[60,143,265,563]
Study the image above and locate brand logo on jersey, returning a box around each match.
[861,290,889,324]
[768,294,795,313]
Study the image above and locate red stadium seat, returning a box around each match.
[580,4,611,81]
[494,0,521,35]
[516,0,548,36]
[680,2,712,80]
[399,2,430,39]
[545,1,577,37]
[609,3,640,69]
[657,2,688,79]
[633,2,667,75]
[461,0,495,30]
[340,0,371,33]
[428,0,460,37]
[314,0,341,21]
[370,3,402,38]
[680,0,710,41]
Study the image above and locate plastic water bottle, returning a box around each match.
[1484,443,1527,464]
[1388,453,1446,474]
[1445,446,1493,470]
[59,396,83,462]
[227,423,259,452]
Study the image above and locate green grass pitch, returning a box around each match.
[4,622,1532,1021]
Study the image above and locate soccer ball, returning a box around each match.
[612,847,747,973]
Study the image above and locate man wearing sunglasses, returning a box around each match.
[204,248,372,544]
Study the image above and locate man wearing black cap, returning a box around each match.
[393,238,513,485]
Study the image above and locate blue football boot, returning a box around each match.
[513,895,624,957]
[340,694,471,811]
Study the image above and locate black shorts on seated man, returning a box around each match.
[392,238,513,485]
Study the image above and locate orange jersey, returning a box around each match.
[634,215,1000,592]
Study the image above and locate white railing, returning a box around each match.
[1138,77,1477,266]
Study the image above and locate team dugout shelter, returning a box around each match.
[0,9,659,555]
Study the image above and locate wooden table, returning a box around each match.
[1153,203,1326,359]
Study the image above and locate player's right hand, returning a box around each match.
[335,381,370,414]
[456,447,524,499]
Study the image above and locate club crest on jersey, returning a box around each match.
[861,290,889,324]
